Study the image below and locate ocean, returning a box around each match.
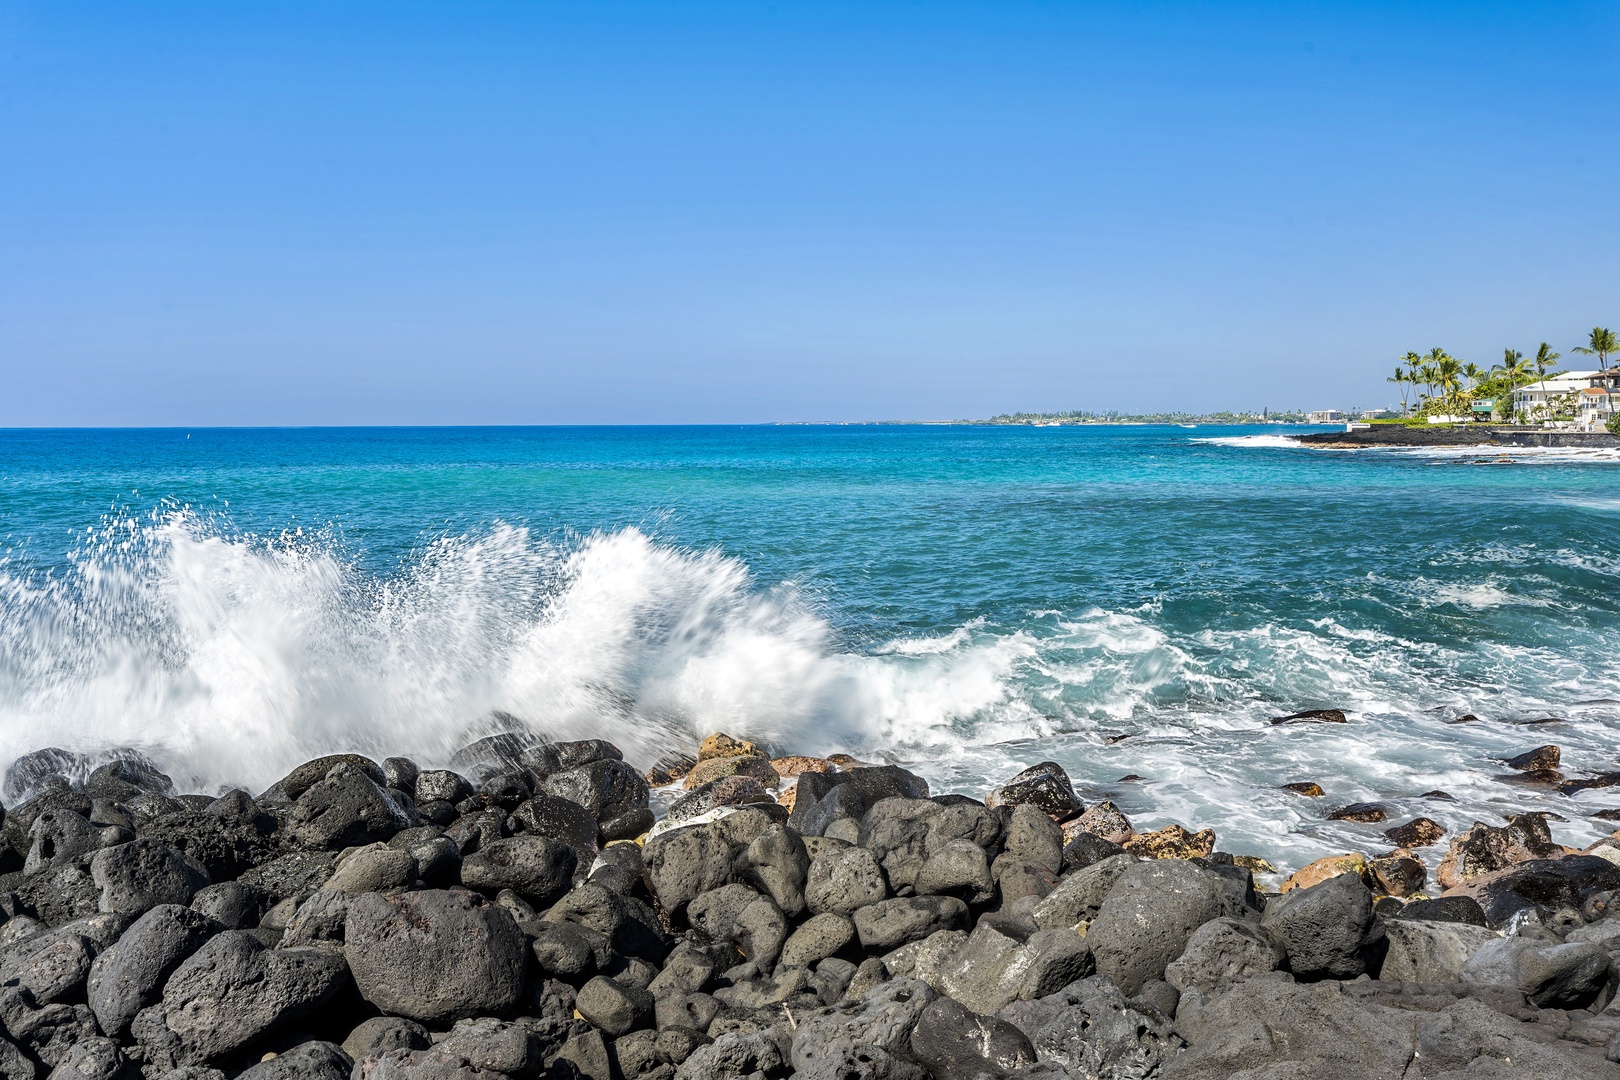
[3,424,1619,876]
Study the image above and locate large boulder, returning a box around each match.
[789,767,931,834]
[1461,936,1611,1008]
[791,977,935,1077]
[458,836,577,908]
[998,976,1183,1080]
[1377,919,1500,984]
[910,996,1037,1080]
[738,824,810,917]
[1436,814,1564,888]
[90,841,209,915]
[1031,854,1134,931]
[285,765,411,851]
[642,825,734,915]
[87,905,216,1038]
[343,889,526,1024]
[985,763,1082,819]
[233,1042,351,1080]
[1460,855,1620,927]
[537,759,650,837]
[854,896,969,952]
[1163,916,1284,999]
[1086,860,1225,995]
[1258,872,1376,981]
[142,931,348,1064]
[805,846,889,917]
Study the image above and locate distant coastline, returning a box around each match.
[776,410,1312,426]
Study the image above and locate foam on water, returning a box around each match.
[3,502,1619,876]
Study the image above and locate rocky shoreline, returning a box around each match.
[1296,425,1620,449]
[0,730,1618,1080]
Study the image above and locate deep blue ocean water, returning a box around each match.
[3,424,1619,874]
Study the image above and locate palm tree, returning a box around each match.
[1494,349,1530,420]
[1388,367,1411,415]
[1572,327,1619,371]
[1533,342,1560,381]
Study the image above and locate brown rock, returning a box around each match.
[1270,709,1347,725]
[776,786,797,813]
[1505,745,1560,772]
[826,754,861,768]
[770,756,830,779]
[1281,853,1371,893]
[1070,801,1133,846]
[1421,790,1455,800]
[1327,802,1387,823]
[1592,808,1620,822]
[1500,768,1564,787]
[1232,854,1276,876]
[698,733,761,761]
[1369,851,1427,897]
[1282,782,1324,797]
[1436,813,1563,889]
[1123,823,1214,860]
[682,754,781,790]
[1383,817,1445,848]
[645,753,696,787]
[1446,714,1481,724]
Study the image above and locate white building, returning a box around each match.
[1513,370,1620,429]
[1307,409,1343,423]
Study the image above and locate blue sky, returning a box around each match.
[1,1,1616,424]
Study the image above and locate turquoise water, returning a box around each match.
[3,425,1619,874]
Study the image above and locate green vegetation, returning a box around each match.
[1573,327,1618,371]
[1383,328,1608,424]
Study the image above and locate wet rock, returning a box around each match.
[790,977,935,1077]
[1378,919,1500,983]
[3,791,92,861]
[1394,894,1487,925]
[1382,817,1444,848]
[1059,832,1125,872]
[1437,813,1565,888]
[146,931,348,1063]
[1259,872,1376,981]
[538,759,650,826]
[1270,708,1347,725]
[412,770,474,806]
[286,764,410,851]
[1563,771,1620,795]
[1467,855,1620,927]
[1506,744,1561,772]
[790,766,931,834]
[1281,782,1324,796]
[910,996,1036,1080]
[1368,852,1427,897]
[459,836,576,908]
[697,733,759,761]
[1462,936,1610,1008]
[1164,917,1284,998]
[1087,860,1225,995]
[90,840,209,915]
[644,753,697,788]
[4,750,91,803]
[1280,853,1370,893]
[854,896,969,952]
[87,904,215,1038]
[1325,801,1386,823]
[1123,824,1214,860]
[805,846,888,917]
[679,756,780,792]
[770,756,830,779]
[984,764,1081,819]
[997,976,1183,1080]
[344,889,525,1024]
[1067,802,1132,847]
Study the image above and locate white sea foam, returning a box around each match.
[3,509,1619,875]
[1191,434,1303,449]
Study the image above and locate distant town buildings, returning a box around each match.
[1512,370,1619,430]
[1307,409,1344,423]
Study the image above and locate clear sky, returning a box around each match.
[1,1,1616,424]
